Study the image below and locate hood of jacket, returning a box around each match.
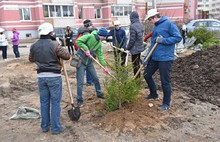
[155,16,168,26]
[130,11,139,24]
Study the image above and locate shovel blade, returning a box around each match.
[68,106,81,121]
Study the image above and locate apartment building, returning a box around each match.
[197,0,220,19]
[0,0,188,40]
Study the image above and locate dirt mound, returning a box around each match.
[171,45,220,106]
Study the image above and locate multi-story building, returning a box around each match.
[197,0,220,19]
[0,0,189,40]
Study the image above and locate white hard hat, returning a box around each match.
[145,9,159,21]
[114,20,120,26]
[0,28,5,33]
[38,23,54,35]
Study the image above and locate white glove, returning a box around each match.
[125,50,130,54]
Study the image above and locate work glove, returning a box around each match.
[85,50,91,57]
[156,35,163,43]
[125,50,130,54]
[103,66,109,74]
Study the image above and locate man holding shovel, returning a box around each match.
[75,27,109,106]
[107,20,127,66]
[144,9,182,110]
[29,23,70,134]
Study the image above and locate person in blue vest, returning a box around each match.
[144,9,182,110]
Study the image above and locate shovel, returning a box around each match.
[81,48,116,79]
[134,43,158,79]
[61,59,81,121]
[109,43,129,66]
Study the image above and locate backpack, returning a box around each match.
[73,33,82,51]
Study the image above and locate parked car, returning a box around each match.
[187,19,220,32]
[54,27,78,46]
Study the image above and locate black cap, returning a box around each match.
[83,19,93,27]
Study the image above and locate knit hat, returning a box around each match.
[98,27,108,37]
[12,28,17,31]
[83,19,93,27]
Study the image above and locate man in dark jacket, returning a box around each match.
[77,19,97,86]
[126,11,145,79]
[144,9,182,111]
[108,20,127,66]
[29,22,70,134]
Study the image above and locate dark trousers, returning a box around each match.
[131,53,141,79]
[0,46,7,59]
[113,50,127,66]
[66,41,74,55]
[13,45,20,58]
[144,59,173,106]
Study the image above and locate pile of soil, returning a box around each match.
[171,45,220,106]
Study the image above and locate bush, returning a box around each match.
[203,38,220,50]
[187,27,214,45]
[187,27,220,49]
[104,50,143,111]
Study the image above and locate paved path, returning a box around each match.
[0,43,31,62]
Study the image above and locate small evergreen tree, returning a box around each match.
[104,29,143,111]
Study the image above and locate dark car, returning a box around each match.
[54,27,78,46]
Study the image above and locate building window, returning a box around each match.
[19,8,31,21]
[95,8,101,19]
[43,5,74,18]
[78,7,83,19]
[111,6,132,17]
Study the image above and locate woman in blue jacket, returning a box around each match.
[144,9,182,111]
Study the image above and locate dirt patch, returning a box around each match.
[0,47,220,142]
[171,45,220,106]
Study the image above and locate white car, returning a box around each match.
[187,19,220,32]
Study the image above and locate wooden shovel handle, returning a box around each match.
[134,43,158,79]
[81,48,115,78]
[62,59,74,104]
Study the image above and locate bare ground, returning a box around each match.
[0,46,220,142]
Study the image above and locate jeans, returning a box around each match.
[13,45,20,58]
[38,76,63,133]
[0,46,7,59]
[144,59,173,106]
[76,61,102,103]
[86,70,93,84]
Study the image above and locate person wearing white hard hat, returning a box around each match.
[143,9,182,111]
[29,22,70,134]
[107,20,127,66]
[0,28,8,61]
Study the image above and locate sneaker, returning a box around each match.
[42,129,49,133]
[86,83,93,86]
[97,94,105,99]
[51,125,66,135]
[158,104,170,111]
[77,101,84,107]
[145,95,159,100]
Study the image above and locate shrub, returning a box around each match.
[104,50,143,111]
[187,27,214,45]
